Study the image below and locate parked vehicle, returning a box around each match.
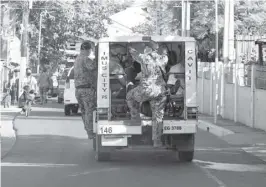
[63,66,79,115]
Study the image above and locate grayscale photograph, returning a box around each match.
[1,0,266,186]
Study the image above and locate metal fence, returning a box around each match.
[197,62,266,90]
[256,66,266,90]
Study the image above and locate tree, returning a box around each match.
[133,0,266,60]
[12,0,127,72]
[132,1,180,35]
[234,0,266,35]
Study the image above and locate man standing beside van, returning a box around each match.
[74,41,97,139]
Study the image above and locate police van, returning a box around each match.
[92,36,198,162]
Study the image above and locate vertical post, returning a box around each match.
[210,63,213,115]
[181,0,186,37]
[37,13,43,74]
[201,62,205,113]
[234,44,238,123]
[19,3,29,97]
[6,3,10,71]
[221,0,230,118]
[228,0,235,61]
[250,64,255,128]
[186,1,190,37]
[214,0,219,124]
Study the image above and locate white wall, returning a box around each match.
[224,83,234,121]
[237,86,251,126]
[255,89,266,131]
[197,62,266,132]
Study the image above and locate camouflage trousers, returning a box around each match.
[75,88,96,139]
[126,84,167,142]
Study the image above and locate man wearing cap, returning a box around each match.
[74,41,97,139]
[127,41,168,147]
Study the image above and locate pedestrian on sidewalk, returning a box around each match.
[22,68,38,104]
[9,72,18,105]
[38,68,50,105]
[1,88,11,108]
[22,68,38,93]
[74,41,97,139]
[19,85,35,114]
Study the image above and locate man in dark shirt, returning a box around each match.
[74,41,97,139]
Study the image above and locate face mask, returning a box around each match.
[89,53,95,60]
[26,73,31,76]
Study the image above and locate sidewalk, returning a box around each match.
[1,106,21,159]
[199,114,266,162]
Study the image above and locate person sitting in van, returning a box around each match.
[167,49,185,96]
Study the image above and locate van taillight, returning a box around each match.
[66,83,70,89]
[97,108,108,120]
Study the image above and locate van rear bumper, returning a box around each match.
[95,120,197,135]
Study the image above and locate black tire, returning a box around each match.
[64,105,71,116]
[93,137,96,151]
[95,151,111,161]
[178,151,194,162]
[58,98,63,104]
[72,107,78,114]
[171,134,195,162]
[95,135,111,161]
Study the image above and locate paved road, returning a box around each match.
[2,103,266,187]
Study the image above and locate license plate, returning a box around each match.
[97,125,141,135]
[163,125,182,131]
[99,126,114,134]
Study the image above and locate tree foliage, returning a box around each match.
[12,0,127,71]
[132,1,180,35]
[133,0,266,59]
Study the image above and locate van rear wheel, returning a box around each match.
[178,151,194,162]
[95,135,111,161]
[72,106,78,114]
[58,97,63,103]
[170,134,195,162]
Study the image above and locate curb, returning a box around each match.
[1,111,20,160]
[198,120,235,137]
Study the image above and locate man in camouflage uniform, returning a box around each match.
[127,42,168,147]
[74,41,97,139]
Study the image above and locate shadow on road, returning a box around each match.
[3,134,192,168]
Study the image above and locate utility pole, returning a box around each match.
[37,12,43,74]
[181,0,186,36]
[181,0,190,37]
[214,0,219,124]
[19,1,30,97]
[186,0,190,37]
[221,0,230,118]
[228,0,235,62]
